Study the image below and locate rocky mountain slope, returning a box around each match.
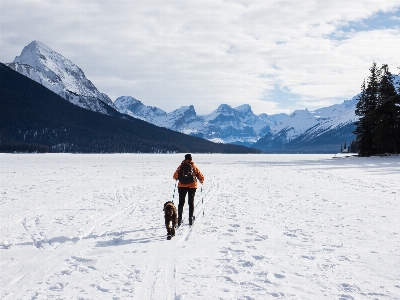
[6,41,117,114]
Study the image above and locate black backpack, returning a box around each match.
[178,162,196,184]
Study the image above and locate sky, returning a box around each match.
[1,0,399,115]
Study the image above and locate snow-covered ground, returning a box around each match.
[1,153,399,300]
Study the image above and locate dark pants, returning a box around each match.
[178,187,196,225]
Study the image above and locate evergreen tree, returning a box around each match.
[374,65,399,153]
[349,139,358,153]
[354,62,400,155]
[354,62,380,155]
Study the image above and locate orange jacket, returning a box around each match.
[173,160,204,188]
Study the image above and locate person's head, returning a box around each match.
[185,153,192,161]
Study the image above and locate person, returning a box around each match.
[173,153,204,226]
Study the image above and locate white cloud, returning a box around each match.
[1,0,399,115]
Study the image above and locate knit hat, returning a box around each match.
[185,153,192,161]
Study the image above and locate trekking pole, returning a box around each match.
[201,184,204,216]
[172,181,177,203]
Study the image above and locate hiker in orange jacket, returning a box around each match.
[173,153,204,226]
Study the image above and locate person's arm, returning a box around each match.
[173,165,180,180]
[195,166,204,184]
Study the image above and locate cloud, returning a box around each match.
[1,0,400,115]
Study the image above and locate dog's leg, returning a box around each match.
[165,218,171,236]
[169,223,173,235]
[171,214,177,236]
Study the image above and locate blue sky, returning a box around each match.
[346,10,400,31]
[1,0,399,115]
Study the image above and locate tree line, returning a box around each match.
[340,140,358,153]
[354,63,400,156]
[0,141,49,153]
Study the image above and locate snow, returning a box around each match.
[235,104,252,114]
[1,153,399,299]
[270,99,358,143]
[8,41,117,113]
[207,138,226,144]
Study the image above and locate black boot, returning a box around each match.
[189,215,195,226]
[178,206,183,227]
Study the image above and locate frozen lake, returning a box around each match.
[1,153,399,299]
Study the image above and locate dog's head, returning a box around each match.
[163,201,176,217]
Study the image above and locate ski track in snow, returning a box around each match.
[0,153,399,299]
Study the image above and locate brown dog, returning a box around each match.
[163,201,178,237]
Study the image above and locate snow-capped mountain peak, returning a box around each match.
[114,97,277,144]
[270,99,358,143]
[235,104,252,114]
[13,41,90,94]
[14,41,69,78]
[254,98,359,152]
[170,105,196,117]
[114,97,200,130]
[216,104,235,114]
[7,40,117,114]
[14,40,52,64]
[271,108,318,141]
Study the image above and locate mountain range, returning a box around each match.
[5,40,398,153]
[0,62,259,154]
[114,95,359,153]
[114,96,287,145]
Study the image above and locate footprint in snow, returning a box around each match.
[0,240,12,249]
[97,285,110,292]
[338,283,360,292]
[252,255,265,260]
[300,255,315,260]
[49,282,65,291]
[242,261,254,267]
[269,292,285,298]
[254,234,268,241]
[284,232,297,237]
[273,273,286,279]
